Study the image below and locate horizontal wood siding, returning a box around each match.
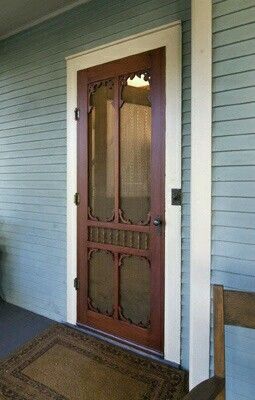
[181,15,191,370]
[0,0,191,367]
[212,1,255,399]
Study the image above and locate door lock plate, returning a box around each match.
[171,189,182,206]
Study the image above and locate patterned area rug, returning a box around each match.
[0,325,187,400]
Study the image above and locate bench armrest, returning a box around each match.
[183,376,225,400]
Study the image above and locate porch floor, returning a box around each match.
[0,300,53,359]
[0,300,188,399]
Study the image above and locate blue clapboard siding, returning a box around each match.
[0,0,191,367]
[212,1,255,399]
[181,14,191,370]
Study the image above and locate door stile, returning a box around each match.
[114,77,120,224]
[113,253,119,320]
[113,76,120,320]
[150,47,165,350]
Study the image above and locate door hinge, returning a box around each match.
[74,107,80,121]
[74,192,80,206]
[171,188,182,206]
[74,277,79,290]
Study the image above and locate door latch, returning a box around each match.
[171,189,182,206]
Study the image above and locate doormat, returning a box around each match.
[0,325,187,399]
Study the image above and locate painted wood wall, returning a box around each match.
[212,1,255,399]
[0,0,191,369]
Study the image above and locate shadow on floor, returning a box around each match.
[0,300,53,359]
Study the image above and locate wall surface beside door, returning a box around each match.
[0,0,191,369]
[211,1,255,399]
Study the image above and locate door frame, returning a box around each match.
[66,22,182,365]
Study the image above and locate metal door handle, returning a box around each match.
[153,217,162,234]
[153,217,162,227]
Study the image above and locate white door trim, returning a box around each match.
[66,22,182,364]
[189,0,212,388]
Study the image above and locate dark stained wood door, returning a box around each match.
[77,48,165,353]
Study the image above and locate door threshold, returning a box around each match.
[64,322,180,370]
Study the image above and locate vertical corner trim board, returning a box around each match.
[189,0,212,389]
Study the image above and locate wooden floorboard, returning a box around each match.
[0,299,53,359]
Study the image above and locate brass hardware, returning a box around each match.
[74,192,80,206]
[153,217,162,235]
[153,217,161,227]
[74,107,80,121]
[74,277,79,290]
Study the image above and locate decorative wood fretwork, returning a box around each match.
[119,70,151,108]
[88,207,99,221]
[120,70,151,87]
[119,209,151,226]
[88,226,149,250]
[118,306,151,329]
[87,297,114,317]
[88,78,114,112]
[88,207,115,223]
[88,79,114,95]
[118,208,131,224]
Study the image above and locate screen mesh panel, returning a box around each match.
[120,255,150,328]
[88,84,115,221]
[88,250,114,316]
[120,75,151,224]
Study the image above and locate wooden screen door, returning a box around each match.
[77,48,165,353]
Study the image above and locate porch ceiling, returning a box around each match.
[0,0,90,40]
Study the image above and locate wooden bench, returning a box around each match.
[183,285,255,400]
